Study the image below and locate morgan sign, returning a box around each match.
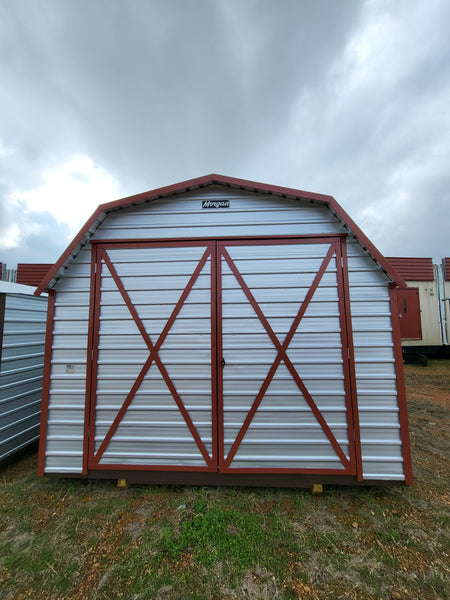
[202,199,230,208]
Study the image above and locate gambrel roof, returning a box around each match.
[35,174,405,295]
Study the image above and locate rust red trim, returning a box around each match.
[89,234,347,246]
[216,243,225,472]
[210,242,219,470]
[37,290,55,477]
[221,243,352,472]
[91,246,213,467]
[87,248,103,467]
[335,238,363,480]
[36,174,404,297]
[83,245,99,474]
[389,284,414,485]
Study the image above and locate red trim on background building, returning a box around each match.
[396,288,422,340]
[389,285,414,485]
[37,290,55,477]
[444,258,450,281]
[386,257,434,281]
[35,175,405,296]
[16,263,53,287]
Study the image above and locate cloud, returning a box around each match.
[0,0,448,267]
[0,156,120,265]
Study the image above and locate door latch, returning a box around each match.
[221,358,226,368]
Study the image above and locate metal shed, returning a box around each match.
[0,281,48,462]
[36,175,413,486]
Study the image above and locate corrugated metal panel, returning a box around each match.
[16,264,53,287]
[386,257,434,281]
[45,187,406,481]
[94,188,343,241]
[221,241,351,471]
[0,292,47,461]
[348,246,404,479]
[94,244,212,467]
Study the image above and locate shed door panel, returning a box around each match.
[87,237,357,476]
[89,243,216,470]
[396,288,422,339]
[218,239,356,474]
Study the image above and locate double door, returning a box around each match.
[86,237,359,475]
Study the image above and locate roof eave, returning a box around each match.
[35,174,405,294]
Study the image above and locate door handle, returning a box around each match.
[221,358,226,368]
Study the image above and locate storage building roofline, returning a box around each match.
[386,257,434,281]
[35,174,406,295]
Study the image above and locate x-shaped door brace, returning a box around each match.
[89,240,355,473]
[220,241,352,471]
[91,246,214,467]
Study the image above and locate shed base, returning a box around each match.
[46,470,405,488]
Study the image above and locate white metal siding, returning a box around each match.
[45,248,91,472]
[44,186,406,481]
[347,242,404,479]
[401,280,442,347]
[94,245,212,467]
[221,241,350,471]
[0,293,47,461]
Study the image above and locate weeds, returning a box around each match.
[0,361,449,599]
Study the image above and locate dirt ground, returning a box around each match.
[0,359,449,600]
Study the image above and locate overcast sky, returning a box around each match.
[0,0,449,268]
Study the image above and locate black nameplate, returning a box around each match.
[202,199,230,209]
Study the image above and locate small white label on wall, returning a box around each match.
[202,200,230,208]
[65,364,75,374]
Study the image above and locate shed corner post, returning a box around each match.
[38,289,56,478]
[389,284,414,486]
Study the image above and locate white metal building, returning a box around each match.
[36,175,413,486]
[388,257,450,353]
[0,281,48,461]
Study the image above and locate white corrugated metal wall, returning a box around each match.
[401,279,442,347]
[43,186,405,480]
[0,291,47,461]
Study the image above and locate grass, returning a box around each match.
[0,360,449,599]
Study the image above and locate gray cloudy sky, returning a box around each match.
[1,0,449,267]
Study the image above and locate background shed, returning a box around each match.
[36,175,412,486]
[0,281,48,462]
[387,257,449,354]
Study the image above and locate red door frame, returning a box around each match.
[216,237,361,477]
[83,236,361,478]
[85,240,218,472]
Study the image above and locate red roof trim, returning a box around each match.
[386,257,434,281]
[35,174,405,294]
[17,263,53,287]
